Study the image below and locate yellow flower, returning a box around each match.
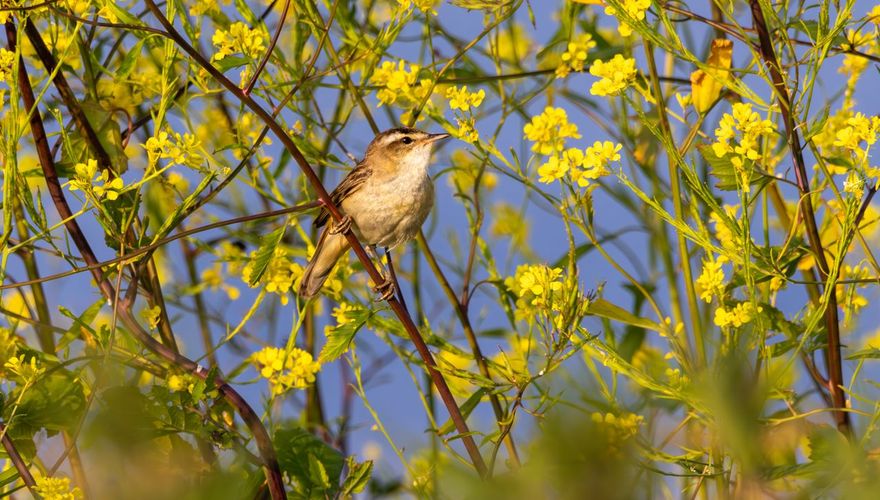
[446,85,485,111]
[714,302,762,328]
[569,141,621,187]
[397,0,441,14]
[537,155,569,183]
[241,247,303,305]
[0,48,16,84]
[167,374,186,392]
[489,22,532,63]
[556,33,596,79]
[212,22,266,61]
[490,203,529,247]
[332,302,359,326]
[371,60,422,107]
[604,0,652,37]
[523,106,581,155]
[589,54,638,96]
[251,346,321,396]
[508,264,564,308]
[711,102,776,192]
[455,117,479,143]
[695,256,727,303]
[35,475,83,500]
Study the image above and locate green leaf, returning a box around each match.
[847,348,880,360]
[247,225,286,287]
[698,145,772,192]
[214,55,250,72]
[318,307,372,363]
[437,388,487,436]
[117,37,151,79]
[586,298,663,333]
[275,426,344,494]
[341,457,373,496]
[308,453,331,489]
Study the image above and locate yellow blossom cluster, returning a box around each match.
[603,0,652,37]
[143,131,204,169]
[4,354,45,381]
[591,412,643,454]
[446,85,485,112]
[714,302,762,328]
[695,256,727,303]
[397,0,441,13]
[505,264,568,322]
[370,60,432,108]
[190,0,230,16]
[34,475,83,500]
[589,54,638,96]
[68,159,124,201]
[491,203,529,248]
[489,22,532,63]
[250,346,321,396]
[523,106,581,155]
[447,149,498,193]
[709,204,739,252]
[455,117,479,143]
[537,141,620,186]
[711,102,776,191]
[212,22,266,61]
[241,247,304,305]
[0,48,15,84]
[556,33,596,79]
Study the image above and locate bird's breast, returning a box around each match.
[343,168,434,248]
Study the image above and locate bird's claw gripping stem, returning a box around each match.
[329,215,352,235]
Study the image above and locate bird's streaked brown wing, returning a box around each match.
[314,163,373,228]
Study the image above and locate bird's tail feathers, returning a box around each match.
[298,230,349,299]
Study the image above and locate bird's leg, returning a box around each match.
[383,247,409,311]
[329,214,352,235]
[366,245,395,301]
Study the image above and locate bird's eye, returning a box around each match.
[401,136,413,144]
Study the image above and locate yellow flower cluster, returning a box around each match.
[505,264,566,320]
[710,204,739,251]
[69,159,124,201]
[591,412,643,454]
[447,149,498,193]
[490,203,529,248]
[523,106,581,155]
[143,131,204,169]
[833,112,879,159]
[397,0,441,13]
[250,346,321,396]
[212,22,266,61]
[190,0,229,16]
[455,117,479,143]
[589,54,638,96]
[714,302,762,328]
[370,60,432,108]
[34,475,83,500]
[241,247,304,305]
[331,302,359,326]
[555,33,596,79]
[4,354,45,381]
[695,256,727,303]
[489,22,532,63]
[0,48,15,84]
[604,0,652,37]
[537,141,621,186]
[712,102,776,191]
[446,85,485,112]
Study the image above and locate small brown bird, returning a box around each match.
[298,127,450,299]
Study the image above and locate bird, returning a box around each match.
[298,127,450,299]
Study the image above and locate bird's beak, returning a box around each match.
[425,132,451,143]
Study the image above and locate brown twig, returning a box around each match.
[143,0,488,477]
[244,0,290,95]
[0,423,38,496]
[749,0,850,435]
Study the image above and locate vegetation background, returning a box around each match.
[1,0,879,498]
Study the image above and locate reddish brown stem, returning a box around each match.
[749,0,850,434]
[0,423,38,496]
